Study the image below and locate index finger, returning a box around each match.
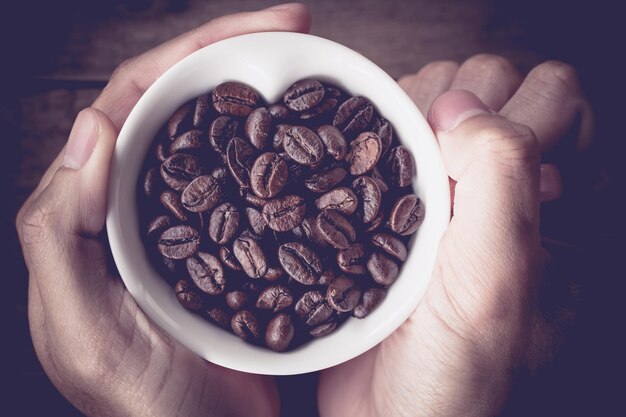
[93,3,311,128]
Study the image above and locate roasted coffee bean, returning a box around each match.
[333,96,373,136]
[226,137,255,188]
[316,125,348,160]
[299,87,341,120]
[156,142,169,162]
[371,232,407,261]
[295,291,333,326]
[245,107,271,150]
[256,285,293,312]
[209,116,238,156]
[389,194,424,235]
[283,126,324,165]
[309,321,337,337]
[284,79,325,112]
[143,167,160,197]
[353,288,386,318]
[212,82,259,117]
[160,153,201,191]
[327,275,361,312]
[181,175,222,213]
[219,246,243,271]
[352,176,381,223]
[206,307,231,329]
[231,310,261,341]
[268,104,290,121]
[170,129,203,154]
[245,207,267,235]
[278,242,322,285]
[386,145,415,187]
[319,268,336,286]
[208,202,240,244]
[186,252,225,295]
[167,102,192,139]
[367,252,399,285]
[372,117,393,156]
[264,265,285,281]
[301,216,329,248]
[233,235,268,278]
[272,124,291,151]
[262,195,306,232]
[336,243,367,275]
[285,158,306,186]
[193,94,211,127]
[316,210,356,250]
[250,152,288,198]
[305,166,347,193]
[175,279,203,310]
[370,166,389,192]
[160,190,187,221]
[147,215,172,237]
[226,290,248,310]
[265,313,295,352]
[209,166,230,187]
[315,187,358,215]
[347,132,382,175]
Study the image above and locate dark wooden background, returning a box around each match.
[3,0,625,416]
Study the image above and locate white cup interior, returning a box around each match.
[106,32,450,375]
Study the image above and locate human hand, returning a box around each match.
[15,4,310,417]
[318,55,593,417]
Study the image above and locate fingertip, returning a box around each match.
[428,90,492,133]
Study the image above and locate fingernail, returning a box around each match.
[265,3,299,11]
[428,90,491,133]
[539,164,563,202]
[62,109,98,170]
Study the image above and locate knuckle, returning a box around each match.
[476,122,539,171]
[17,199,59,247]
[110,56,137,83]
[529,60,581,96]
[460,53,516,77]
[417,60,459,79]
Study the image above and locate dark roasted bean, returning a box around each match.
[327,275,361,312]
[386,145,415,187]
[265,313,295,351]
[389,194,424,235]
[233,234,268,278]
[256,285,293,312]
[160,153,201,191]
[170,129,203,153]
[219,246,243,271]
[193,94,211,127]
[186,252,225,295]
[316,125,347,160]
[268,104,290,121]
[231,310,261,341]
[305,166,347,193]
[352,176,381,223]
[283,126,324,165]
[209,116,238,156]
[181,175,222,213]
[333,96,373,136]
[295,291,333,326]
[262,195,306,232]
[208,203,240,244]
[250,152,288,198]
[245,207,267,235]
[226,291,248,310]
[278,242,322,285]
[144,167,160,197]
[245,107,271,150]
[212,82,259,117]
[371,233,408,261]
[316,210,356,249]
[347,132,382,175]
[315,187,358,215]
[367,252,399,286]
[353,288,387,318]
[226,137,255,188]
[264,265,285,281]
[167,102,192,139]
[175,279,203,310]
[372,117,393,157]
[206,307,231,329]
[147,215,172,237]
[336,243,367,275]
[284,79,325,112]
[309,321,337,337]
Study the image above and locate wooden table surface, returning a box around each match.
[4,0,624,416]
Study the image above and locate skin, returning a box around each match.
[15,4,592,417]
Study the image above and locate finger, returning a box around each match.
[499,60,594,152]
[17,108,117,313]
[427,89,541,335]
[450,54,523,111]
[397,61,459,115]
[540,163,562,202]
[93,3,311,128]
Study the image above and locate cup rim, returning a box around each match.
[106,32,450,375]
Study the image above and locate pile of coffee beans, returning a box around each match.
[139,79,424,351]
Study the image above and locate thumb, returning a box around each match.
[425,90,542,344]
[18,107,117,308]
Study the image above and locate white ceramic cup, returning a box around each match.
[106,32,450,375]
